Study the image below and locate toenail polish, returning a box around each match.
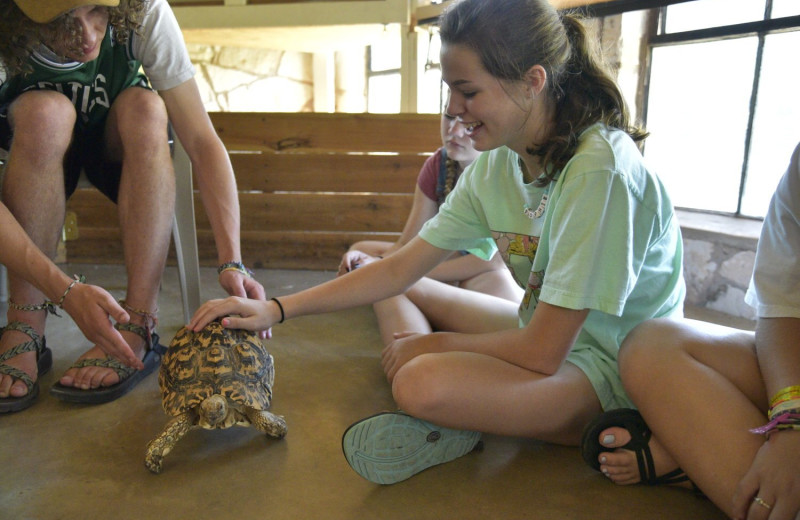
[602,434,615,445]
[600,456,607,463]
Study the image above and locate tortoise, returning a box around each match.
[145,320,287,474]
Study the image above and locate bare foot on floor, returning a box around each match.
[58,329,147,390]
[0,328,38,398]
[596,426,687,487]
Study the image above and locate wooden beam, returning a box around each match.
[416,0,697,24]
[172,0,409,29]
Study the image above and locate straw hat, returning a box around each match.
[13,0,120,23]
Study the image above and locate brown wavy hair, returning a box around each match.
[0,0,147,78]
[439,0,648,186]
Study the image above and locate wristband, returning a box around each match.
[217,261,254,278]
[769,398,800,420]
[750,412,800,436]
[271,297,285,324]
[770,385,800,409]
[58,274,85,308]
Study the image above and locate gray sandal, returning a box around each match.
[0,321,53,413]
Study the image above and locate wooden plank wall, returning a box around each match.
[65,112,441,271]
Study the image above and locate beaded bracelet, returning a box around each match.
[57,274,85,308]
[769,397,800,419]
[9,299,60,316]
[270,297,285,324]
[750,412,800,436]
[217,261,254,278]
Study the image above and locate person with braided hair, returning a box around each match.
[0,0,265,412]
[338,111,522,346]
[189,0,684,485]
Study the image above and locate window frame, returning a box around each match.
[366,37,403,113]
[641,2,800,217]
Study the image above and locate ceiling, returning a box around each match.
[174,0,680,53]
[174,0,408,52]
[181,24,395,53]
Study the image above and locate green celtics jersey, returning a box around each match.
[0,29,148,130]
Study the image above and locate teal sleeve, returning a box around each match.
[418,162,497,261]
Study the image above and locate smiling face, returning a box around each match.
[441,42,544,157]
[441,112,480,167]
[46,5,109,62]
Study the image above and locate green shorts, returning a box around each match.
[566,342,633,411]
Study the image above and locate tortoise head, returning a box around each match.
[199,394,229,427]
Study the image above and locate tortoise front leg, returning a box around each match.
[246,408,288,439]
[145,412,196,474]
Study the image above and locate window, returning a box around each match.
[419,28,444,114]
[368,25,444,115]
[367,25,401,114]
[642,0,800,218]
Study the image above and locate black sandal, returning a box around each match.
[50,322,165,405]
[580,408,692,486]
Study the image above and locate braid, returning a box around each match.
[443,157,459,198]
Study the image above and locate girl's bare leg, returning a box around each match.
[393,352,603,444]
[598,318,763,517]
[376,278,596,440]
[373,295,432,346]
[406,277,520,334]
[372,271,518,346]
[459,255,524,303]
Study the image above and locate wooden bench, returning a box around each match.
[65,112,441,271]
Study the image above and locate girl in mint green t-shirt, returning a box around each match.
[189,0,685,486]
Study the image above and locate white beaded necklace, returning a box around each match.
[519,157,549,219]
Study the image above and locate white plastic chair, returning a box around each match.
[0,137,201,323]
[0,265,6,305]
[170,137,202,323]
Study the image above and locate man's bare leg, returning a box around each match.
[0,92,75,398]
[58,88,175,390]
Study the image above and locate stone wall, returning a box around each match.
[680,214,760,321]
[185,43,367,113]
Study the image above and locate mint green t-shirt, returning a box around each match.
[419,123,685,409]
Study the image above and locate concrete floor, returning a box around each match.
[0,264,746,520]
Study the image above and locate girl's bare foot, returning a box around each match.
[595,425,684,486]
[582,408,695,489]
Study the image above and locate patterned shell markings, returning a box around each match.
[159,321,274,415]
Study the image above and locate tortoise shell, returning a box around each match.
[159,321,275,416]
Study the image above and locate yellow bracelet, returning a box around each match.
[770,385,800,409]
[217,261,254,278]
[220,266,250,277]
